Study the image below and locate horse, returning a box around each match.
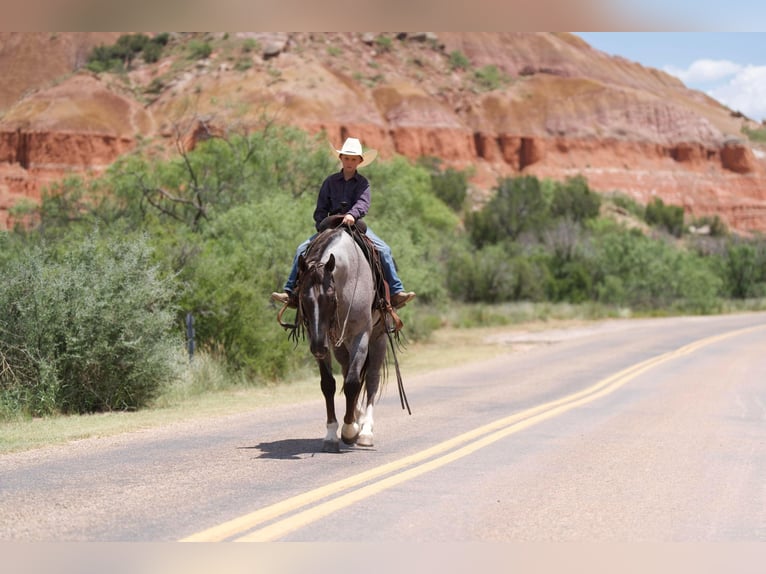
[294,226,389,452]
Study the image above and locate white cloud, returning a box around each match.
[664,59,742,84]
[662,59,766,121]
[708,65,766,121]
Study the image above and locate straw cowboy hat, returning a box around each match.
[334,137,377,168]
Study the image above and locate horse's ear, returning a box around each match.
[325,254,335,273]
[298,254,307,273]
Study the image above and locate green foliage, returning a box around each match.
[466,175,549,247]
[550,175,601,223]
[188,40,213,60]
[142,42,163,63]
[38,127,334,238]
[241,38,260,53]
[689,214,728,237]
[607,191,645,219]
[0,233,180,417]
[417,156,470,212]
[363,156,461,304]
[180,200,313,377]
[591,229,721,312]
[375,35,393,53]
[742,125,766,143]
[446,242,550,303]
[448,50,470,71]
[86,33,167,72]
[645,197,685,237]
[474,65,510,91]
[716,239,766,298]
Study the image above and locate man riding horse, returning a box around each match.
[271,137,416,310]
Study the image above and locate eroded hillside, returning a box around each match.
[1,32,765,232]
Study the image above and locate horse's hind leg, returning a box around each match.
[341,378,362,445]
[334,344,361,445]
[357,333,386,447]
[318,358,340,453]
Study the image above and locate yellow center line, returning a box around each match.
[181,324,764,542]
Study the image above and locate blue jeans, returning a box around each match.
[284,227,404,295]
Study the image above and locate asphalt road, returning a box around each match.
[1,313,765,543]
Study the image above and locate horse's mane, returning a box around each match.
[303,227,345,265]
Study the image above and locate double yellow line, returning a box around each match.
[181,323,763,542]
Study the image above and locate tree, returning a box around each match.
[467,175,549,247]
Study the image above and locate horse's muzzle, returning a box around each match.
[310,342,328,360]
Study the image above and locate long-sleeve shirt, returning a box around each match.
[313,170,371,231]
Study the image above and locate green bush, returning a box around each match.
[363,156,461,304]
[645,197,685,237]
[550,175,601,222]
[607,191,645,219]
[448,50,470,71]
[86,33,166,72]
[375,35,393,53]
[466,175,550,247]
[742,125,766,143]
[717,240,766,299]
[0,233,180,417]
[591,229,720,311]
[188,40,213,60]
[446,242,549,303]
[431,167,469,212]
[474,65,510,91]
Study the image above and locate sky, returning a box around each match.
[575,33,766,123]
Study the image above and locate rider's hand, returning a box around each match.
[342,214,355,226]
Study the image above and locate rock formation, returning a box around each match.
[1,32,765,232]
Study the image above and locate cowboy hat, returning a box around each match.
[334,137,377,167]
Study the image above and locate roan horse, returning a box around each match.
[282,225,407,452]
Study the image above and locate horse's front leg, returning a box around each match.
[318,357,339,453]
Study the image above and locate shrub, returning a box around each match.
[645,197,685,237]
[446,242,550,303]
[474,65,510,91]
[689,214,728,237]
[142,42,163,63]
[188,41,212,60]
[417,157,470,213]
[0,233,180,416]
[607,191,645,219]
[718,240,766,298]
[466,175,550,247]
[591,229,721,311]
[448,50,470,71]
[375,35,393,53]
[550,175,601,223]
[86,33,166,72]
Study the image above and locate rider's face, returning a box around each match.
[340,154,363,171]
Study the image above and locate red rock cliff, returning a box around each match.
[1,32,765,233]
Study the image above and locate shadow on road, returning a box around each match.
[238,438,352,459]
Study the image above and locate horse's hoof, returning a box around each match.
[356,433,374,447]
[323,440,340,453]
[341,433,359,446]
[341,422,359,445]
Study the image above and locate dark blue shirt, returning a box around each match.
[313,170,371,230]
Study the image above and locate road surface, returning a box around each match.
[1,313,764,544]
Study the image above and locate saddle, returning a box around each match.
[316,215,403,332]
